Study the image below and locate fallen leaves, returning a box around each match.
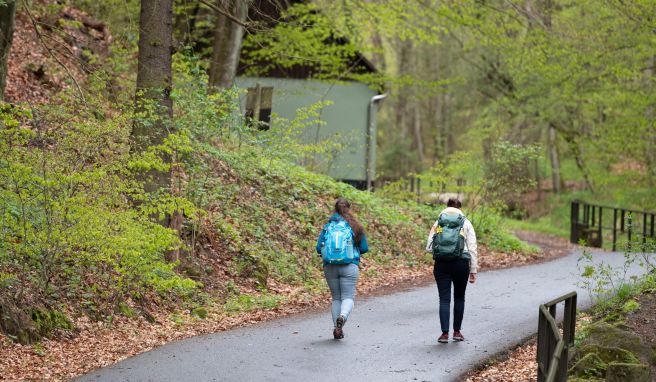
[4,3,111,106]
[0,231,573,382]
[465,341,538,382]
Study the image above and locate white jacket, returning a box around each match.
[425,207,479,273]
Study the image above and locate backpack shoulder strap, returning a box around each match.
[437,213,445,226]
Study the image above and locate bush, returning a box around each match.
[0,92,196,339]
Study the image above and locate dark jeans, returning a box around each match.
[433,259,470,333]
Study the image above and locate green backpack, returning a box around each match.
[432,213,470,261]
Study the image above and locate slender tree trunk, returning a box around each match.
[645,55,655,187]
[0,0,16,101]
[534,157,541,203]
[396,39,414,174]
[566,137,594,193]
[413,101,425,166]
[133,0,176,239]
[547,123,562,193]
[370,30,385,72]
[363,0,385,71]
[442,93,452,157]
[208,0,249,89]
[430,96,440,165]
[135,0,174,136]
[524,0,563,193]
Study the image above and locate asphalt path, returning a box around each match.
[76,249,648,382]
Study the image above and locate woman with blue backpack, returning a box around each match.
[316,198,369,339]
[426,198,478,343]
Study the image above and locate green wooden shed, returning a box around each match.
[235,62,385,190]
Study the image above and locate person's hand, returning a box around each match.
[469,273,477,284]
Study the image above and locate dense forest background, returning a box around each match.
[92,0,654,214]
[0,1,654,376]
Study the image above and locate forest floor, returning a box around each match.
[0,231,574,381]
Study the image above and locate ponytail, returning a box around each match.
[334,198,365,243]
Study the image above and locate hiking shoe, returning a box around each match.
[453,331,464,342]
[438,332,449,343]
[333,315,346,339]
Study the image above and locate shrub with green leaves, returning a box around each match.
[0,93,196,332]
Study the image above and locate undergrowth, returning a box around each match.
[0,52,536,342]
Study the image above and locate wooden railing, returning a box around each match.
[570,200,656,251]
[536,291,577,382]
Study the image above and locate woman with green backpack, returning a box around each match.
[316,198,369,339]
[426,198,478,343]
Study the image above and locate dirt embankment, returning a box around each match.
[0,230,575,381]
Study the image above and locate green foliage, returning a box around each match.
[190,306,208,319]
[0,90,197,328]
[621,300,640,314]
[578,236,656,318]
[483,229,539,255]
[242,3,362,81]
[30,308,73,338]
[169,313,185,326]
[224,293,283,313]
[71,0,140,42]
[503,216,569,239]
[377,148,538,254]
[167,53,441,298]
[577,248,640,308]
[483,141,540,208]
[117,302,135,318]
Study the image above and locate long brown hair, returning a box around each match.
[334,198,364,243]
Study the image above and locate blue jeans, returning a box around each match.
[434,259,469,333]
[323,263,359,326]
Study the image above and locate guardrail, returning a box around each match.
[536,291,577,382]
[570,200,656,251]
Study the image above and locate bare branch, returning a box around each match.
[22,1,87,105]
[199,0,249,28]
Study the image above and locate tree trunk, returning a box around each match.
[441,93,452,157]
[568,138,594,193]
[133,0,176,238]
[370,32,385,71]
[135,0,174,140]
[413,101,425,166]
[645,55,655,187]
[395,39,413,174]
[0,0,16,101]
[547,123,562,193]
[524,0,563,193]
[208,0,249,89]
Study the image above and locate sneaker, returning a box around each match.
[438,332,449,343]
[333,315,346,339]
[453,331,464,342]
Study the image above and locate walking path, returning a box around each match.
[76,249,648,382]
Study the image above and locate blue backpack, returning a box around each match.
[321,220,356,264]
